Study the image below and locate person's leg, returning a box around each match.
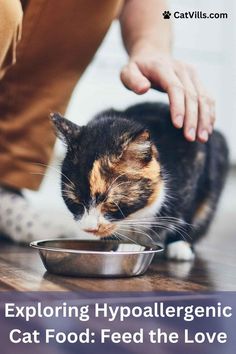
[0,0,122,190]
[0,0,122,242]
[0,0,23,79]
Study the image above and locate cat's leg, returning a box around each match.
[166,240,195,261]
[0,186,78,243]
[191,134,229,241]
[164,225,195,261]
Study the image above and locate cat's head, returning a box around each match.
[51,112,165,237]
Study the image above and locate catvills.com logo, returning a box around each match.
[162,10,228,20]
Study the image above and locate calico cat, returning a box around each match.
[51,102,229,261]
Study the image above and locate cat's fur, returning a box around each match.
[51,102,229,261]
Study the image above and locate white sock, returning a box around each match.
[0,186,78,243]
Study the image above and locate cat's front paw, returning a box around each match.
[166,241,195,261]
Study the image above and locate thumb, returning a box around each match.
[120,61,151,94]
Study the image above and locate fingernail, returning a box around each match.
[200,129,208,141]
[188,128,196,140]
[175,115,184,128]
[135,85,148,94]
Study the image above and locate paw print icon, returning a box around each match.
[163,11,171,19]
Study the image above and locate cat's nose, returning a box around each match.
[83,228,99,233]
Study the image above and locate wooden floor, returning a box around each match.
[0,169,236,292]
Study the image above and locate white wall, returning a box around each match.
[63,0,236,161]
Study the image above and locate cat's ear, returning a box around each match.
[121,129,155,163]
[50,113,81,145]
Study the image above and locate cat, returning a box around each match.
[51,102,229,261]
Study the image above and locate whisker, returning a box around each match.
[118,221,192,241]
[61,193,86,210]
[122,220,191,234]
[121,220,194,229]
[32,162,75,186]
[152,224,191,241]
[123,216,194,228]
[113,230,139,245]
[110,193,130,200]
[101,173,128,203]
[102,181,133,205]
[107,180,132,196]
[107,173,127,191]
[112,201,126,218]
[112,232,122,242]
[63,181,75,190]
[118,226,158,244]
[30,172,48,177]
[121,224,162,242]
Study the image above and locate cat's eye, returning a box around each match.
[64,199,85,218]
[104,206,126,221]
[95,193,106,203]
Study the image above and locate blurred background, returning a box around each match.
[27,0,236,230]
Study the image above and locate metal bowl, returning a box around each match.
[30,239,163,278]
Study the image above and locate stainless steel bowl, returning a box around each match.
[30,239,163,278]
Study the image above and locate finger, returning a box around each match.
[120,62,151,94]
[175,65,199,141]
[141,64,185,128]
[168,82,185,129]
[197,95,211,142]
[209,100,216,133]
[184,91,199,141]
[188,67,214,140]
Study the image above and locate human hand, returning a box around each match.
[120,46,215,142]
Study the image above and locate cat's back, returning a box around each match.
[91,102,227,158]
[93,102,172,133]
[123,102,171,127]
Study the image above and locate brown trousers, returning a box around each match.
[0,0,122,190]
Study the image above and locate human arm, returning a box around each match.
[119,0,215,142]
